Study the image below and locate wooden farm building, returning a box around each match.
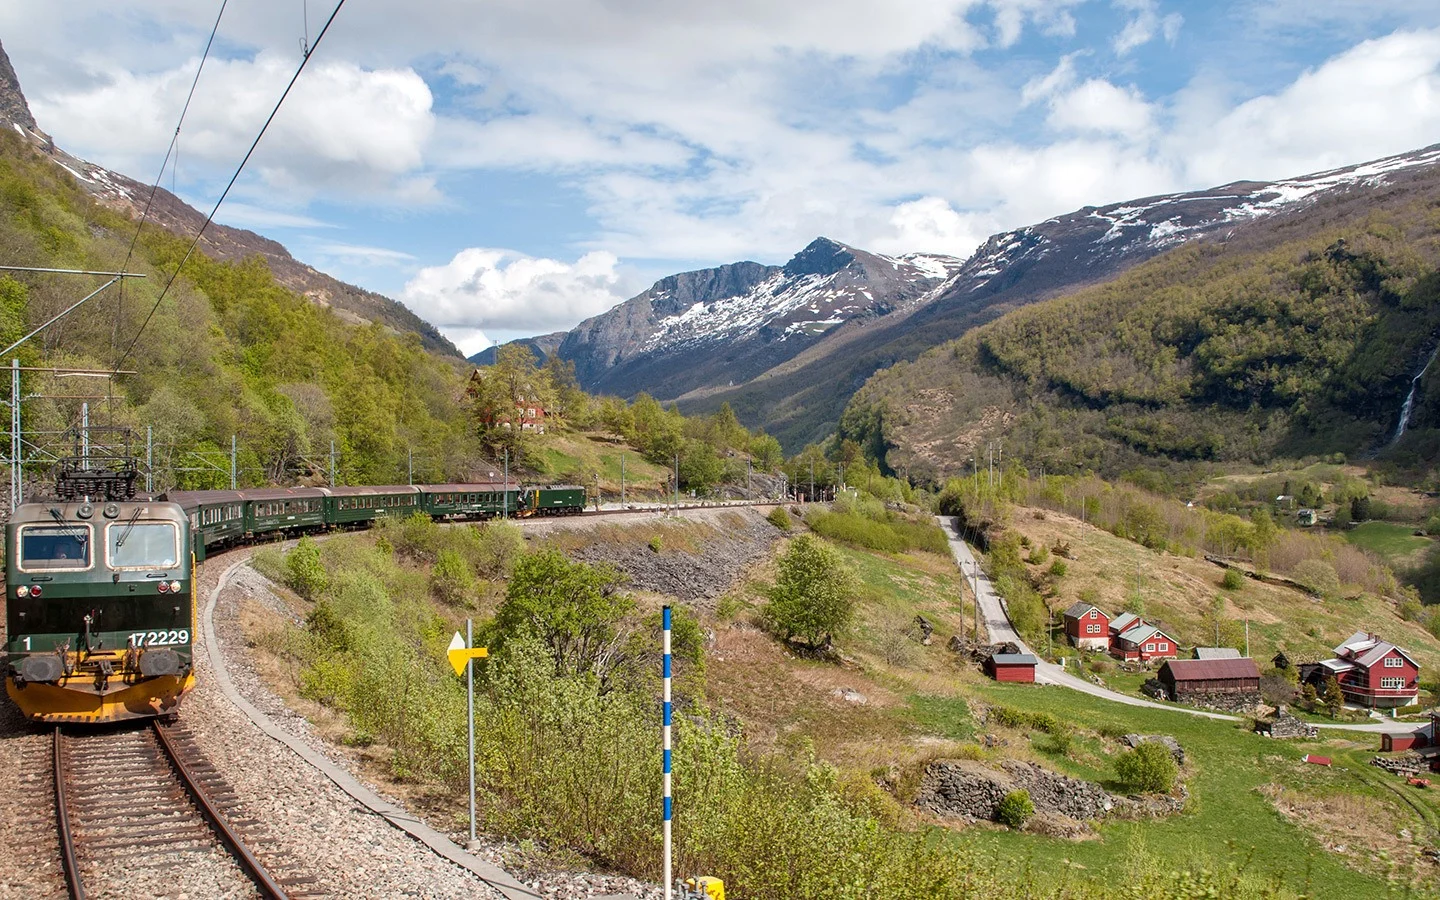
[1302,632,1421,709]
[1062,602,1110,650]
[1111,622,1179,663]
[1158,657,1261,704]
[985,652,1038,683]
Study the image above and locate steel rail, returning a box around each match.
[151,721,290,900]
[52,727,86,900]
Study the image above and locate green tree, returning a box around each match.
[467,344,556,459]
[285,537,328,600]
[995,790,1034,828]
[762,535,858,650]
[749,433,783,471]
[1113,741,1178,793]
[493,549,635,689]
[430,548,475,606]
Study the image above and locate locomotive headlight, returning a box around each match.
[157,581,169,593]
[169,580,181,593]
[15,584,28,598]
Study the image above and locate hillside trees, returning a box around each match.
[467,344,557,462]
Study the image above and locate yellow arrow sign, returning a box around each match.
[447,631,489,676]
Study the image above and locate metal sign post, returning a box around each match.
[662,605,673,900]
[447,623,488,847]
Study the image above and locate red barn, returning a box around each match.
[1111,623,1178,663]
[1062,602,1110,650]
[985,652,1038,683]
[1308,632,1421,709]
[1380,712,1437,752]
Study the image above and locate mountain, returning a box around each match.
[839,145,1440,484]
[467,331,568,367]
[555,239,960,405]
[0,39,460,357]
[495,146,1440,452]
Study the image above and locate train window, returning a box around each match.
[19,525,92,571]
[107,522,180,569]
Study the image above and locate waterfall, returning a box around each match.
[1391,343,1440,445]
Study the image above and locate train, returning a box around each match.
[4,476,585,724]
[163,481,586,562]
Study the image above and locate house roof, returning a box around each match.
[1161,658,1261,682]
[1063,601,1105,619]
[1317,658,1357,673]
[1334,631,1420,670]
[991,653,1038,665]
[1122,624,1172,645]
[1111,612,1143,632]
[1193,647,1242,660]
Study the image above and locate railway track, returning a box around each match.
[51,720,321,900]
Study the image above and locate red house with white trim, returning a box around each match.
[1110,621,1179,663]
[1062,602,1110,650]
[1308,632,1420,709]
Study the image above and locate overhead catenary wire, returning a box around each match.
[110,0,347,376]
[111,0,230,354]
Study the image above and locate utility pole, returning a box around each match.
[146,425,153,494]
[746,457,751,496]
[230,434,237,490]
[329,440,336,487]
[620,453,626,507]
[502,448,509,518]
[809,457,815,503]
[673,452,679,511]
[1245,619,1250,657]
[81,402,89,470]
[10,359,18,511]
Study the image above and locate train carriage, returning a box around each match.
[324,485,421,527]
[419,482,519,520]
[162,489,246,562]
[244,487,327,537]
[4,498,196,722]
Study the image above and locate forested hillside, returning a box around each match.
[0,127,477,490]
[841,178,1440,488]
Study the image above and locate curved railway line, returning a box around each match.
[47,720,320,900]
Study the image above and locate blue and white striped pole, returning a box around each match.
[663,605,673,900]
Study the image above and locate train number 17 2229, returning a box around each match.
[127,630,191,647]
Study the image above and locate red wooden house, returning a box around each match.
[1308,632,1420,709]
[1380,711,1438,752]
[1110,622,1179,663]
[985,652,1038,683]
[1062,602,1110,650]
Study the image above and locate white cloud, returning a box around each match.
[28,53,437,204]
[870,197,994,258]
[1181,29,1440,184]
[309,241,417,268]
[401,249,626,354]
[1047,79,1155,138]
[1112,0,1183,56]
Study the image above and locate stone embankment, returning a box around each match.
[916,758,1185,828]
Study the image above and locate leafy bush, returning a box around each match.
[1221,567,1245,590]
[766,506,791,530]
[649,535,664,553]
[995,790,1034,828]
[1291,558,1340,598]
[1047,560,1068,579]
[430,548,475,606]
[1114,741,1178,793]
[762,535,859,650]
[804,505,947,555]
[285,537,328,600]
[1028,544,1050,565]
[390,511,441,562]
[462,521,525,578]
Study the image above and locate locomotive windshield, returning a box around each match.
[19,525,91,570]
[107,522,179,568]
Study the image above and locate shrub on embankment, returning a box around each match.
[256,530,1325,899]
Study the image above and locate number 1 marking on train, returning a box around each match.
[21,636,30,650]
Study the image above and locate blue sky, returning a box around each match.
[5,1,1440,354]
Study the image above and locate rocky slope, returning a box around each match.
[0,39,460,357]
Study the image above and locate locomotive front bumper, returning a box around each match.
[5,650,195,723]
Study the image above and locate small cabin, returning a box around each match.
[985,652,1038,683]
[1158,658,1261,704]
[1062,602,1110,651]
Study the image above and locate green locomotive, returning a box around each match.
[4,477,195,723]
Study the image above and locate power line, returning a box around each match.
[111,0,347,375]
[112,0,230,353]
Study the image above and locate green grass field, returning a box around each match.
[938,681,1440,898]
[1346,521,1434,563]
